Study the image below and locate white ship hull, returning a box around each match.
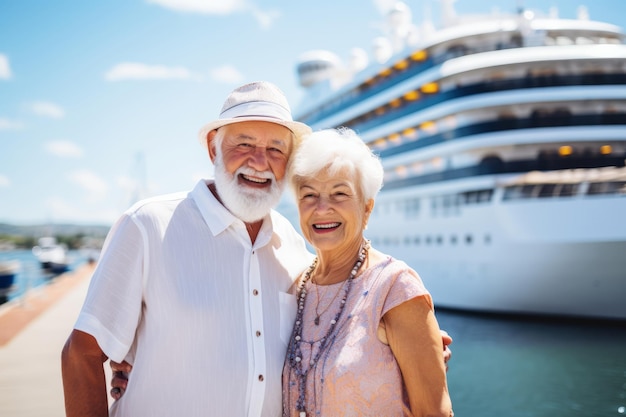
[369,181,626,319]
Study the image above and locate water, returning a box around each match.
[438,309,626,417]
[0,249,87,302]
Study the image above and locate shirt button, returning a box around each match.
[253,289,259,296]
[256,331,261,337]
[258,374,264,381]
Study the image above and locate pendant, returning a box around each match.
[314,315,320,326]
[299,412,307,417]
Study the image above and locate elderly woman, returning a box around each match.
[282,128,453,417]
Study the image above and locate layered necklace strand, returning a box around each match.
[312,276,347,326]
[286,239,370,417]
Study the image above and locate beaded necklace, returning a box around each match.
[286,239,370,417]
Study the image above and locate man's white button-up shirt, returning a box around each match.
[75,179,312,416]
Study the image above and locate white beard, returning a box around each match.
[213,149,285,223]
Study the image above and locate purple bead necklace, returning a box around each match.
[285,239,370,417]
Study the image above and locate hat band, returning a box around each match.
[219,100,294,122]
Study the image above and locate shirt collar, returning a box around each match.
[190,179,275,246]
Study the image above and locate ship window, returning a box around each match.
[403,198,421,218]
[587,181,626,196]
[413,236,421,245]
[436,236,443,245]
[420,82,439,94]
[503,186,521,200]
[558,146,573,157]
[521,185,538,198]
[558,183,579,197]
[442,195,454,210]
[478,189,493,203]
[444,44,469,59]
[463,192,476,204]
[393,59,408,71]
[410,50,427,61]
[450,235,457,245]
[538,183,557,198]
[403,91,420,101]
[600,145,612,155]
[465,235,473,245]
[484,234,492,245]
[461,189,494,204]
[389,98,402,109]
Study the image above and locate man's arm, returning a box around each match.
[61,329,110,417]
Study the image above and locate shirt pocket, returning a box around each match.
[278,291,297,345]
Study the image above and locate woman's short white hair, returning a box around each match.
[288,127,384,201]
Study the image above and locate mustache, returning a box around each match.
[235,166,275,181]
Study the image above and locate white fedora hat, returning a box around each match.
[198,81,311,148]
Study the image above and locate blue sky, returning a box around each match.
[1,0,625,226]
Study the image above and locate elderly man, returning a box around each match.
[62,81,452,417]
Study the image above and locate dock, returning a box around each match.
[0,263,113,416]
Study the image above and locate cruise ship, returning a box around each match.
[291,1,626,320]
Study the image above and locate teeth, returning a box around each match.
[242,174,268,184]
[314,223,340,229]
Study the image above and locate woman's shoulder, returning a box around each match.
[366,248,410,273]
[367,247,426,288]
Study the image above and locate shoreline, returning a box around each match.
[0,263,93,345]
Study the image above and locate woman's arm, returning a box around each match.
[384,295,454,417]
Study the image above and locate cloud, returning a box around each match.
[192,169,211,184]
[45,140,84,158]
[248,6,281,30]
[0,54,11,80]
[0,174,10,187]
[105,62,195,81]
[0,118,23,130]
[372,0,396,14]
[209,65,245,84]
[68,169,109,202]
[43,196,118,224]
[145,0,279,28]
[30,101,66,119]
[116,174,157,203]
[44,197,81,220]
[145,0,248,14]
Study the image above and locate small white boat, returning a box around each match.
[32,237,70,273]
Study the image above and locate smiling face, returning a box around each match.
[296,167,374,254]
[208,121,294,222]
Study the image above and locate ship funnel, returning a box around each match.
[296,50,342,88]
[577,6,589,20]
